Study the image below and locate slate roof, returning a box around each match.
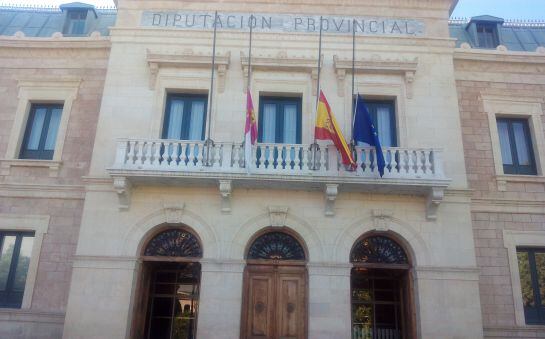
[449,18,545,52]
[0,4,116,37]
[0,3,544,52]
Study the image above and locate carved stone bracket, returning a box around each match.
[219,180,232,213]
[372,209,394,231]
[333,55,418,98]
[147,49,231,90]
[268,206,289,226]
[241,51,322,94]
[113,177,131,211]
[426,187,445,221]
[324,184,339,216]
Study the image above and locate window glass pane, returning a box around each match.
[517,251,535,307]
[166,100,184,139]
[513,122,531,166]
[535,252,545,304]
[188,101,205,141]
[12,236,33,291]
[69,19,85,35]
[27,108,47,150]
[0,236,16,291]
[376,106,392,147]
[44,108,62,151]
[497,121,513,165]
[283,104,297,144]
[262,104,276,143]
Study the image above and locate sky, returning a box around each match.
[1,0,544,20]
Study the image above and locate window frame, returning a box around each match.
[19,103,64,160]
[258,96,302,144]
[162,93,208,141]
[496,117,537,175]
[0,214,49,310]
[354,98,398,147]
[0,231,35,309]
[476,23,500,49]
[63,10,88,36]
[516,247,545,325]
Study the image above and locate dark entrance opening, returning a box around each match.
[350,234,414,339]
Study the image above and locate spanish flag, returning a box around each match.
[315,90,356,168]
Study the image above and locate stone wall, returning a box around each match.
[455,53,545,338]
[0,37,110,339]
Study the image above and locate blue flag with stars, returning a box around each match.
[353,94,386,177]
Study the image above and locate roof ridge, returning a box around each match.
[449,17,545,27]
[0,3,116,11]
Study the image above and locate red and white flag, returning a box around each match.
[245,89,257,172]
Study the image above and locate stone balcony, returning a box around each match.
[107,138,451,219]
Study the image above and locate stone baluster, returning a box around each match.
[160,141,169,169]
[135,141,144,166]
[391,149,399,176]
[294,146,301,171]
[195,143,203,167]
[143,141,153,167]
[127,140,137,167]
[169,142,179,169]
[423,150,432,176]
[363,148,372,174]
[153,141,161,167]
[416,150,425,176]
[355,148,364,175]
[301,146,310,171]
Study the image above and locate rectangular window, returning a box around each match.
[258,96,302,144]
[19,104,63,160]
[162,94,207,141]
[517,248,545,325]
[354,99,397,147]
[64,11,87,35]
[0,232,34,308]
[477,24,499,49]
[497,118,537,175]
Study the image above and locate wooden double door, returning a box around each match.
[241,264,307,339]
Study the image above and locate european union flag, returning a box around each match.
[353,94,386,177]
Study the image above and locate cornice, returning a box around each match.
[454,48,545,65]
[0,36,111,49]
[0,183,85,200]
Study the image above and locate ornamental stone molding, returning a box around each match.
[324,184,338,216]
[268,206,289,226]
[147,48,231,90]
[425,186,444,221]
[333,55,418,98]
[240,51,322,94]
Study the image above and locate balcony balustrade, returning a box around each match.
[107,138,450,218]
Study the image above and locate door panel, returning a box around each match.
[247,272,275,339]
[242,265,307,339]
[277,274,305,339]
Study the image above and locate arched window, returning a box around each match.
[350,235,408,265]
[141,228,202,339]
[247,231,305,261]
[144,229,202,258]
[350,235,412,339]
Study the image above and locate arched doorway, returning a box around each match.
[133,227,203,339]
[241,229,308,339]
[350,234,414,339]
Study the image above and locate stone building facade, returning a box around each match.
[0,0,543,339]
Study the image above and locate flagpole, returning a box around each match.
[247,15,253,91]
[245,15,254,174]
[315,16,323,111]
[311,16,323,170]
[351,19,356,141]
[205,11,218,166]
